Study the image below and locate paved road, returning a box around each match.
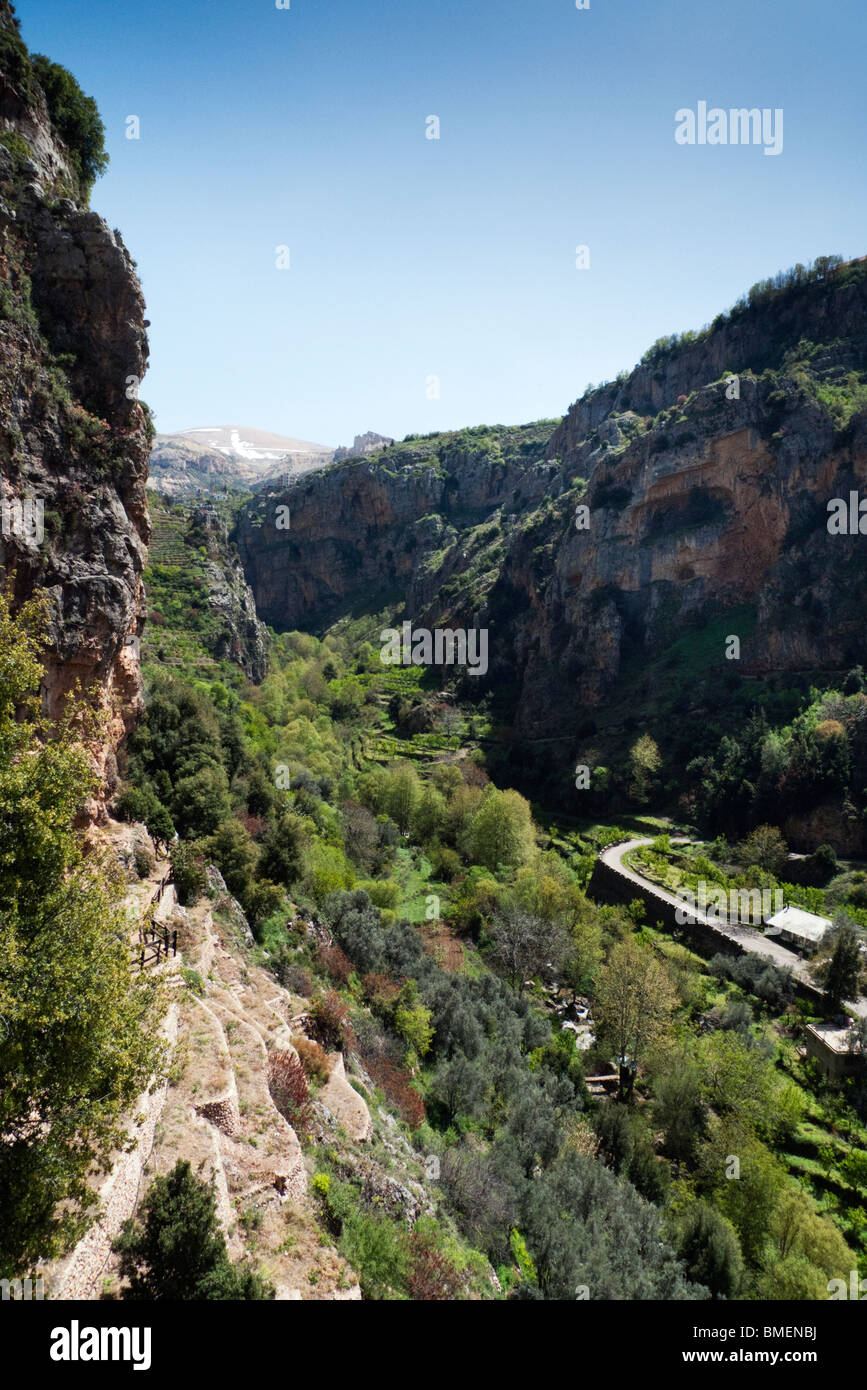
[599,837,866,1020]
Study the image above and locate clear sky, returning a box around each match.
[14,0,867,447]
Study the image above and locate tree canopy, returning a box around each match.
[0,593,165,1274]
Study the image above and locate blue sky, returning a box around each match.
[15,0,867,446]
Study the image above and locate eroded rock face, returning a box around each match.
[190,507,269,681]
[494,339,867,739]
[0,2,150,814]
[237,438,557,631]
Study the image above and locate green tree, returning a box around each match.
[113,1161,272,1299]
[628,734,662,801]
[170,841,207,906]
[412,784,447,845]
[0,595,165,1273]
[384,763,421,834]
[736,824,788,875]
[488,907,568,994]
[653,1055,707,1164]
[31,55,109,200]
[467,786,535,871]
[595,938,677,1099]
[676,1200,744,1300]
[259,810,308,887]
[696,1031,790,1138]
[814,922,863,1009]
[207,818,258,902]
[698,1122,786,1267]
[395,981,435,1065]
[172,764,232,838]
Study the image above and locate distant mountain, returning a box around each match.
[149,425,335,496]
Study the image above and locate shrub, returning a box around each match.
[316,942,353,986]
[274,958,313,996]
[0,28,37,105]
[362,971,404,1019]
[170,841,208,906]
[677,1201,744,1300]
[360,879,402,911]
[359,1050,426,1129]
[115,785,154,824]
[113,1161,272,1300]
[708,951,794,1010]
[181,967,205,997]
[294,1036,330,1083]
[309,989,352,1051]
[408,1227,464,1300]
[268,1050,311,1130]
[429,844,462,881]
[133,844,155,879]
[245,880,285,930]
[338,1208,408,1300]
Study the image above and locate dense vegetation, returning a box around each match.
[639,255,849,368]
[113,1161,273,1300]
[0,9,108,202]
[0,594,164,1275]
[30,55,109,200]
[107,498,867,1297]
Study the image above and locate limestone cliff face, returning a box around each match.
[0,3,150,813]
[237,427,557,631]
[489,265,867,739]
[189,506,269,681]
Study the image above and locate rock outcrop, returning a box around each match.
[188,505,269,680]
[0,2,150,814]
[491,264,867,738]
[237,422,559,631]
[333,430,394,462]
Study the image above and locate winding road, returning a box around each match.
[600,838,867,1019]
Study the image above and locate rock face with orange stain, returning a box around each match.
[0,1,150,817]
[498,362,867,737]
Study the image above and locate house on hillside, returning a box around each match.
[803,1020,863,1080]
[763,904,832,955]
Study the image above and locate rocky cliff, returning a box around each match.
[237,421,560,631]
[489,260,867,740]
[187,503,269,681]
[235,258,867,810]
[144,494,269,682]
[333,430,394,462]
[0,2,150,813]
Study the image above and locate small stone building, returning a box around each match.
[803,1020,862,1080]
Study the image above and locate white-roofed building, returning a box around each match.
[764,904,832,954]
[803,1020,863,1080]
